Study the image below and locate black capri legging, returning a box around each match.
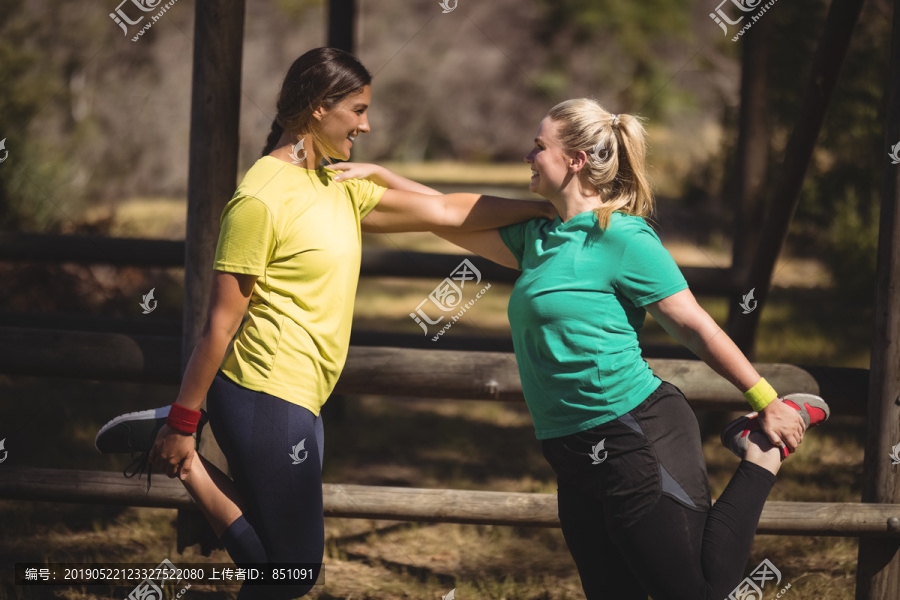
[542,380,776,600]
[206,370,325,600]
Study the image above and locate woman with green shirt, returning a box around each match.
[95,47,553,599]
[336,99,830,599]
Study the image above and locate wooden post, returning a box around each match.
[855,1,900,596]
[324,0,358,423]
[177,0,246,556]
[728,0,865,355]
[327,0,356,53]
[725,16,771,359]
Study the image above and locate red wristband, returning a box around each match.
[167,403,202,434]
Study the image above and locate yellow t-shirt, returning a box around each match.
[213,155,386,415]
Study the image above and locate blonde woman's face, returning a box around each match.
[524,117,572,200]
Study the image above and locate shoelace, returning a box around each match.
[124,451,153,492]
[121,409,208,493]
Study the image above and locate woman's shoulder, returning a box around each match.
[605,211,660,243]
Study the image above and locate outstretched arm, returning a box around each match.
[644,288,805,451]
[362,188,552,234]
[334,163,534,267]
[332,162,440,196]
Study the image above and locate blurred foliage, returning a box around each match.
[0,1,142,233]
[767,0,890,302]
[0,2,58,231]
[534,0,696,118]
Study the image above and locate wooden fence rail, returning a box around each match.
[1,468,898,537]
[0,327,867,415]
[0,233,743,294]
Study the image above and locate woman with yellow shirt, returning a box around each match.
[95,47,553,599]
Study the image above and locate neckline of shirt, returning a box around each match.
[555,210,630,229]
[261,155,338,175]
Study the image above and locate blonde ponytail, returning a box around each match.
[547,99,654,229]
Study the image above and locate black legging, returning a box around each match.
[206,370,325,600]
[542,381,776,600]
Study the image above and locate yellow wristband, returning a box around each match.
[744,378,778,412]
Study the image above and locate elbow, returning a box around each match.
[202,313,243,343]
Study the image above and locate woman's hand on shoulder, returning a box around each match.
[331,162,385,184]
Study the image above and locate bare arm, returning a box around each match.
[361,188,553,234]
[332,162,440,196]
[644,288,805,450]
[150,270,256,477]
[173,270,257,410]
[335,162,536,268]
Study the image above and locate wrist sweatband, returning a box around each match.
[744,378,778,412]
[167,403,202,434]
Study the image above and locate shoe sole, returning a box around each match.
[94,406,171,454]
[721,413,759,459]
[781,393,830,430]
[721,393,830,459]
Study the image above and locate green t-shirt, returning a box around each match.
[499,210,688,439]
[214,156,386,415]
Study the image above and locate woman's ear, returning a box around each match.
[311,104,328,122]
[570,150,588,173]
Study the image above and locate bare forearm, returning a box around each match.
[174,326,234,410]
[684,320,762,393]
[440,193,553,231]
[372,166,441,195]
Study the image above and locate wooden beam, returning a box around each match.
[0,235,742,295]
[179,0,246,556]
[856,0,900,595]
[0,329,869,415]
[729,0,866,355]
[327,0,356,54]
[2,468,899,537]
[0,232,184,266]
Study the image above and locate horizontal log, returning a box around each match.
[0,316,698,359]
[0,233,739,294]
[1,468,898,537]
[0,233,185,267]
[0,327,867,415]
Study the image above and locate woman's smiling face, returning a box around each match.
[524,117,574,200]
[315,85,372,160]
